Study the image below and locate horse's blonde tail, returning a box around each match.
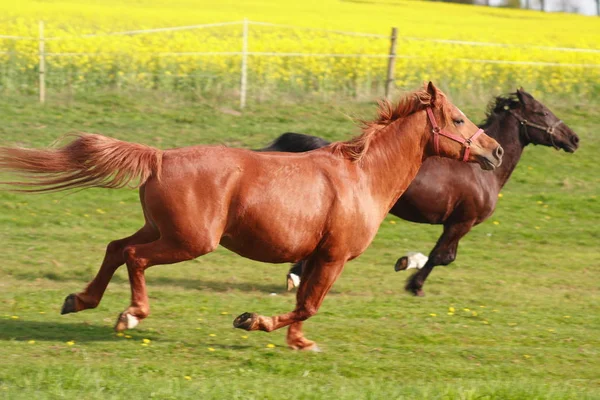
[0,133,162,193]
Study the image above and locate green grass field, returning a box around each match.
[0,91,599,399]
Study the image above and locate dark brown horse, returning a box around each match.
[0,83,503,350]
[266,89,579,296]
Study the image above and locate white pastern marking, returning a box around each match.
[290,273,300,288]
[405,252,428,270]
[126,313,139,329]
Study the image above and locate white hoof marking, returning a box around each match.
[308,344,322,353]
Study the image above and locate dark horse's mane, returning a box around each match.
[331,86,452,162]
[479,93,521,138]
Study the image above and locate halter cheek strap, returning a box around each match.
[426,107,485,162]
[508,109,563,150]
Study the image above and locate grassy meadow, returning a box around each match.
[0,89,599,399]
[0,0,598,398]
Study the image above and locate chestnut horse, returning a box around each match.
[0,83,503,350]
[262,89,580,296]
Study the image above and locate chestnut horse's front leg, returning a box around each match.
[405,220,474,296]
[233,258,346,351]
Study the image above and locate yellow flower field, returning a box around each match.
[0,0,598,97]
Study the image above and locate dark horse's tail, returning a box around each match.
[257,132,330,153]
[0,133,162,193]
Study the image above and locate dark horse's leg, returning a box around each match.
[61,224,159,314]
[405,221,474,296]
[234,256,345,351]
[286,261,304,290]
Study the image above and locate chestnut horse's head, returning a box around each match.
[509,88,579,153]
[425,82,503,170]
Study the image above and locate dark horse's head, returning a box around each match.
[490,88,580,153]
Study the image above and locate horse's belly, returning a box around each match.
[219,233,314,264]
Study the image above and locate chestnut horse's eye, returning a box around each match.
[536,111,549,116]
[453,119,465,126]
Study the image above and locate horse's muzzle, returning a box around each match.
[478,145,503,170]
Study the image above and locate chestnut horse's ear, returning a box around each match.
[426,81,439,106]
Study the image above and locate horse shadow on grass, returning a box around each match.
[0,320,255,350]
[146,276,287,294]
[142,275,342,295]
[0,320,123,343]
[10,271,297,295]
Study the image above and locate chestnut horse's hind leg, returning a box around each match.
[405,221,474,296]
[61,224,159,315]
[233,258,345,351]
[114,238,214,332]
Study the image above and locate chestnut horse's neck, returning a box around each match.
[486,112,527,189]
[359,112,429,214]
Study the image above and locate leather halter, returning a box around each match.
[426,107,485,162]
[508,109,563,150]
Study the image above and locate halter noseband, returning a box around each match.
[426,107,485,162]
[508,109,563,150]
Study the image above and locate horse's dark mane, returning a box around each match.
[479,93,521,137]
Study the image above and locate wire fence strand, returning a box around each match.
[43,21,244,41]
[248,21,390,38]
[43,50,600,69]
[0,34,35,40]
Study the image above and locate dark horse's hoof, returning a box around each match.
[405,284,426,297]
[405,277,426,297]
[405,285,425,297]
[233,312,258,331]
[61,294,77,315]
[395,256,409,272]
[406,286,425,297]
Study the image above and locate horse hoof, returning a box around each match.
[395,257,409,272]
[405,284,425,297]
[114,312,139,332]
[306,344,321,352]
[60,294,78,315]
[289,342,321,352]
[233,312,258,331]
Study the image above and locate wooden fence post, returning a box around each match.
[385,27,398,100]
[39,21,46,104]
[240,18,248,109]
